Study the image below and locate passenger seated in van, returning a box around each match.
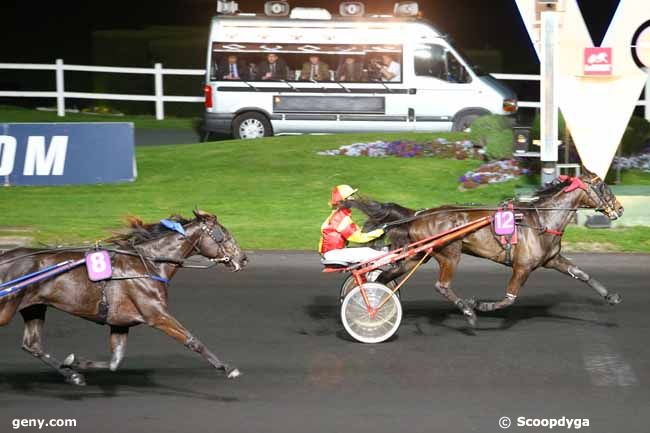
[379,54,401,82]
[246,62,258,81]
[219,55,248,80]
[259,53,290,80]
[319,185,385,264]
[336,57,364,82]
[300,55,330,81]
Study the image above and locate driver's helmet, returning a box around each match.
[329,184,358,206]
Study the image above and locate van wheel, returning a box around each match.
[233,112,273,140]
[452,113,482,132]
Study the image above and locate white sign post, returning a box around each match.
[540,8,561,185]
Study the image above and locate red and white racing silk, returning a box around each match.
[318,208,383,254]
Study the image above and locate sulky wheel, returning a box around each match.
[339,274,398,304]
[341,283,402,344]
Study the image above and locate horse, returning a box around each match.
[343,172,624,327]
[0,209,248,385]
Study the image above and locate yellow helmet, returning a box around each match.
[330,184,358,205]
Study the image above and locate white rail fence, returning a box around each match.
[0,59,648,121]
[0,59,204,120]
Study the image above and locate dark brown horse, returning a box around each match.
[0,209,247,385]
[345,172,624,327]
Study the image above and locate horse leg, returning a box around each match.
[0,297,21,326]
[20,305,86,386]
[432,244,477,327]
[62,326,129,371]
[376,254,421,285]
[544,254,621,305]
[474,266,531,312]
[145,309,240,379]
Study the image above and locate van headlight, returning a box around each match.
[503,98,518,113]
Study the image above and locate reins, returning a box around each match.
[0,220,230,271]
[381,205,587,229]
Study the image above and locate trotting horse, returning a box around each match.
[344,172,624,327]
[0,209,247,385]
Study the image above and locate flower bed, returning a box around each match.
[317,138,484,160]
[458,159,528,190]
[613,153,650,172]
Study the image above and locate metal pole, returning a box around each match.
[540,10,560,185]
[55,59,65,117]
[154,63,164,120]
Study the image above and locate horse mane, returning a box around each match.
[108,214,193,246]
[515,178,573,204]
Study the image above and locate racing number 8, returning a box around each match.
[89,252,107,273]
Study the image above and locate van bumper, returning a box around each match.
[203,113,234,134]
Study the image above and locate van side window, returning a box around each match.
[211,43,402,83]
[415,44,471,84]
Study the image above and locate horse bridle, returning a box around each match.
[580,176,619,218]
[197,220,232,264]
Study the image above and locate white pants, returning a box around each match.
[323,247,385,264]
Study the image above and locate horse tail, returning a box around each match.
[341,196,415,226]
[341,196,415,248]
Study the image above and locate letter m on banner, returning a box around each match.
[23,136,68,176]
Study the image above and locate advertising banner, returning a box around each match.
[0,123,136,186]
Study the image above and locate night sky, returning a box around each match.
[2,0,621,72]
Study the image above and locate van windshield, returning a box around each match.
[209,42,403,83]
[414,44,472,84]
[448,44,487,76]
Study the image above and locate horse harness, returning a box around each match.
[92,220,231,324]
[0,220,232,325]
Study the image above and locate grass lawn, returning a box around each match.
[0,105,195,130]
[0,131,648,252]
[562,226,650,253]
[0,132,511,248]
[614,169,650,185]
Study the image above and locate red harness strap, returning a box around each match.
[544,228,564,236]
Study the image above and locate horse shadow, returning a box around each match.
[0,364,241,402]
[302,292,617,340]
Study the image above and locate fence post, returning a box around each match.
[55,59,65,117]
[154,63,164,120]
[645,73,650,122]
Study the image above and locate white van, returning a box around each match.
[203,4,517,139]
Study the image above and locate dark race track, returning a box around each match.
[1,252,648,433]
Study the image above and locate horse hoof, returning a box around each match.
[465,312,477,328]
[227,368,241,379]
[62,353,75,367]
[455,299,478,327]
[606,293,622,305]
[67,372,86,386]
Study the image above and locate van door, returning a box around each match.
[410,43,478,132]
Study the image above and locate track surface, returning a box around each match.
[1,252,648,433]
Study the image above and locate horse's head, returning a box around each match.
[568,172,624,220]
[193,209,248,272]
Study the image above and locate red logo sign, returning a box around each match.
[584,47,613,76]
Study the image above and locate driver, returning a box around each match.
[319,185,386,263]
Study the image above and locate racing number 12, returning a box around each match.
[494,211,515,235]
